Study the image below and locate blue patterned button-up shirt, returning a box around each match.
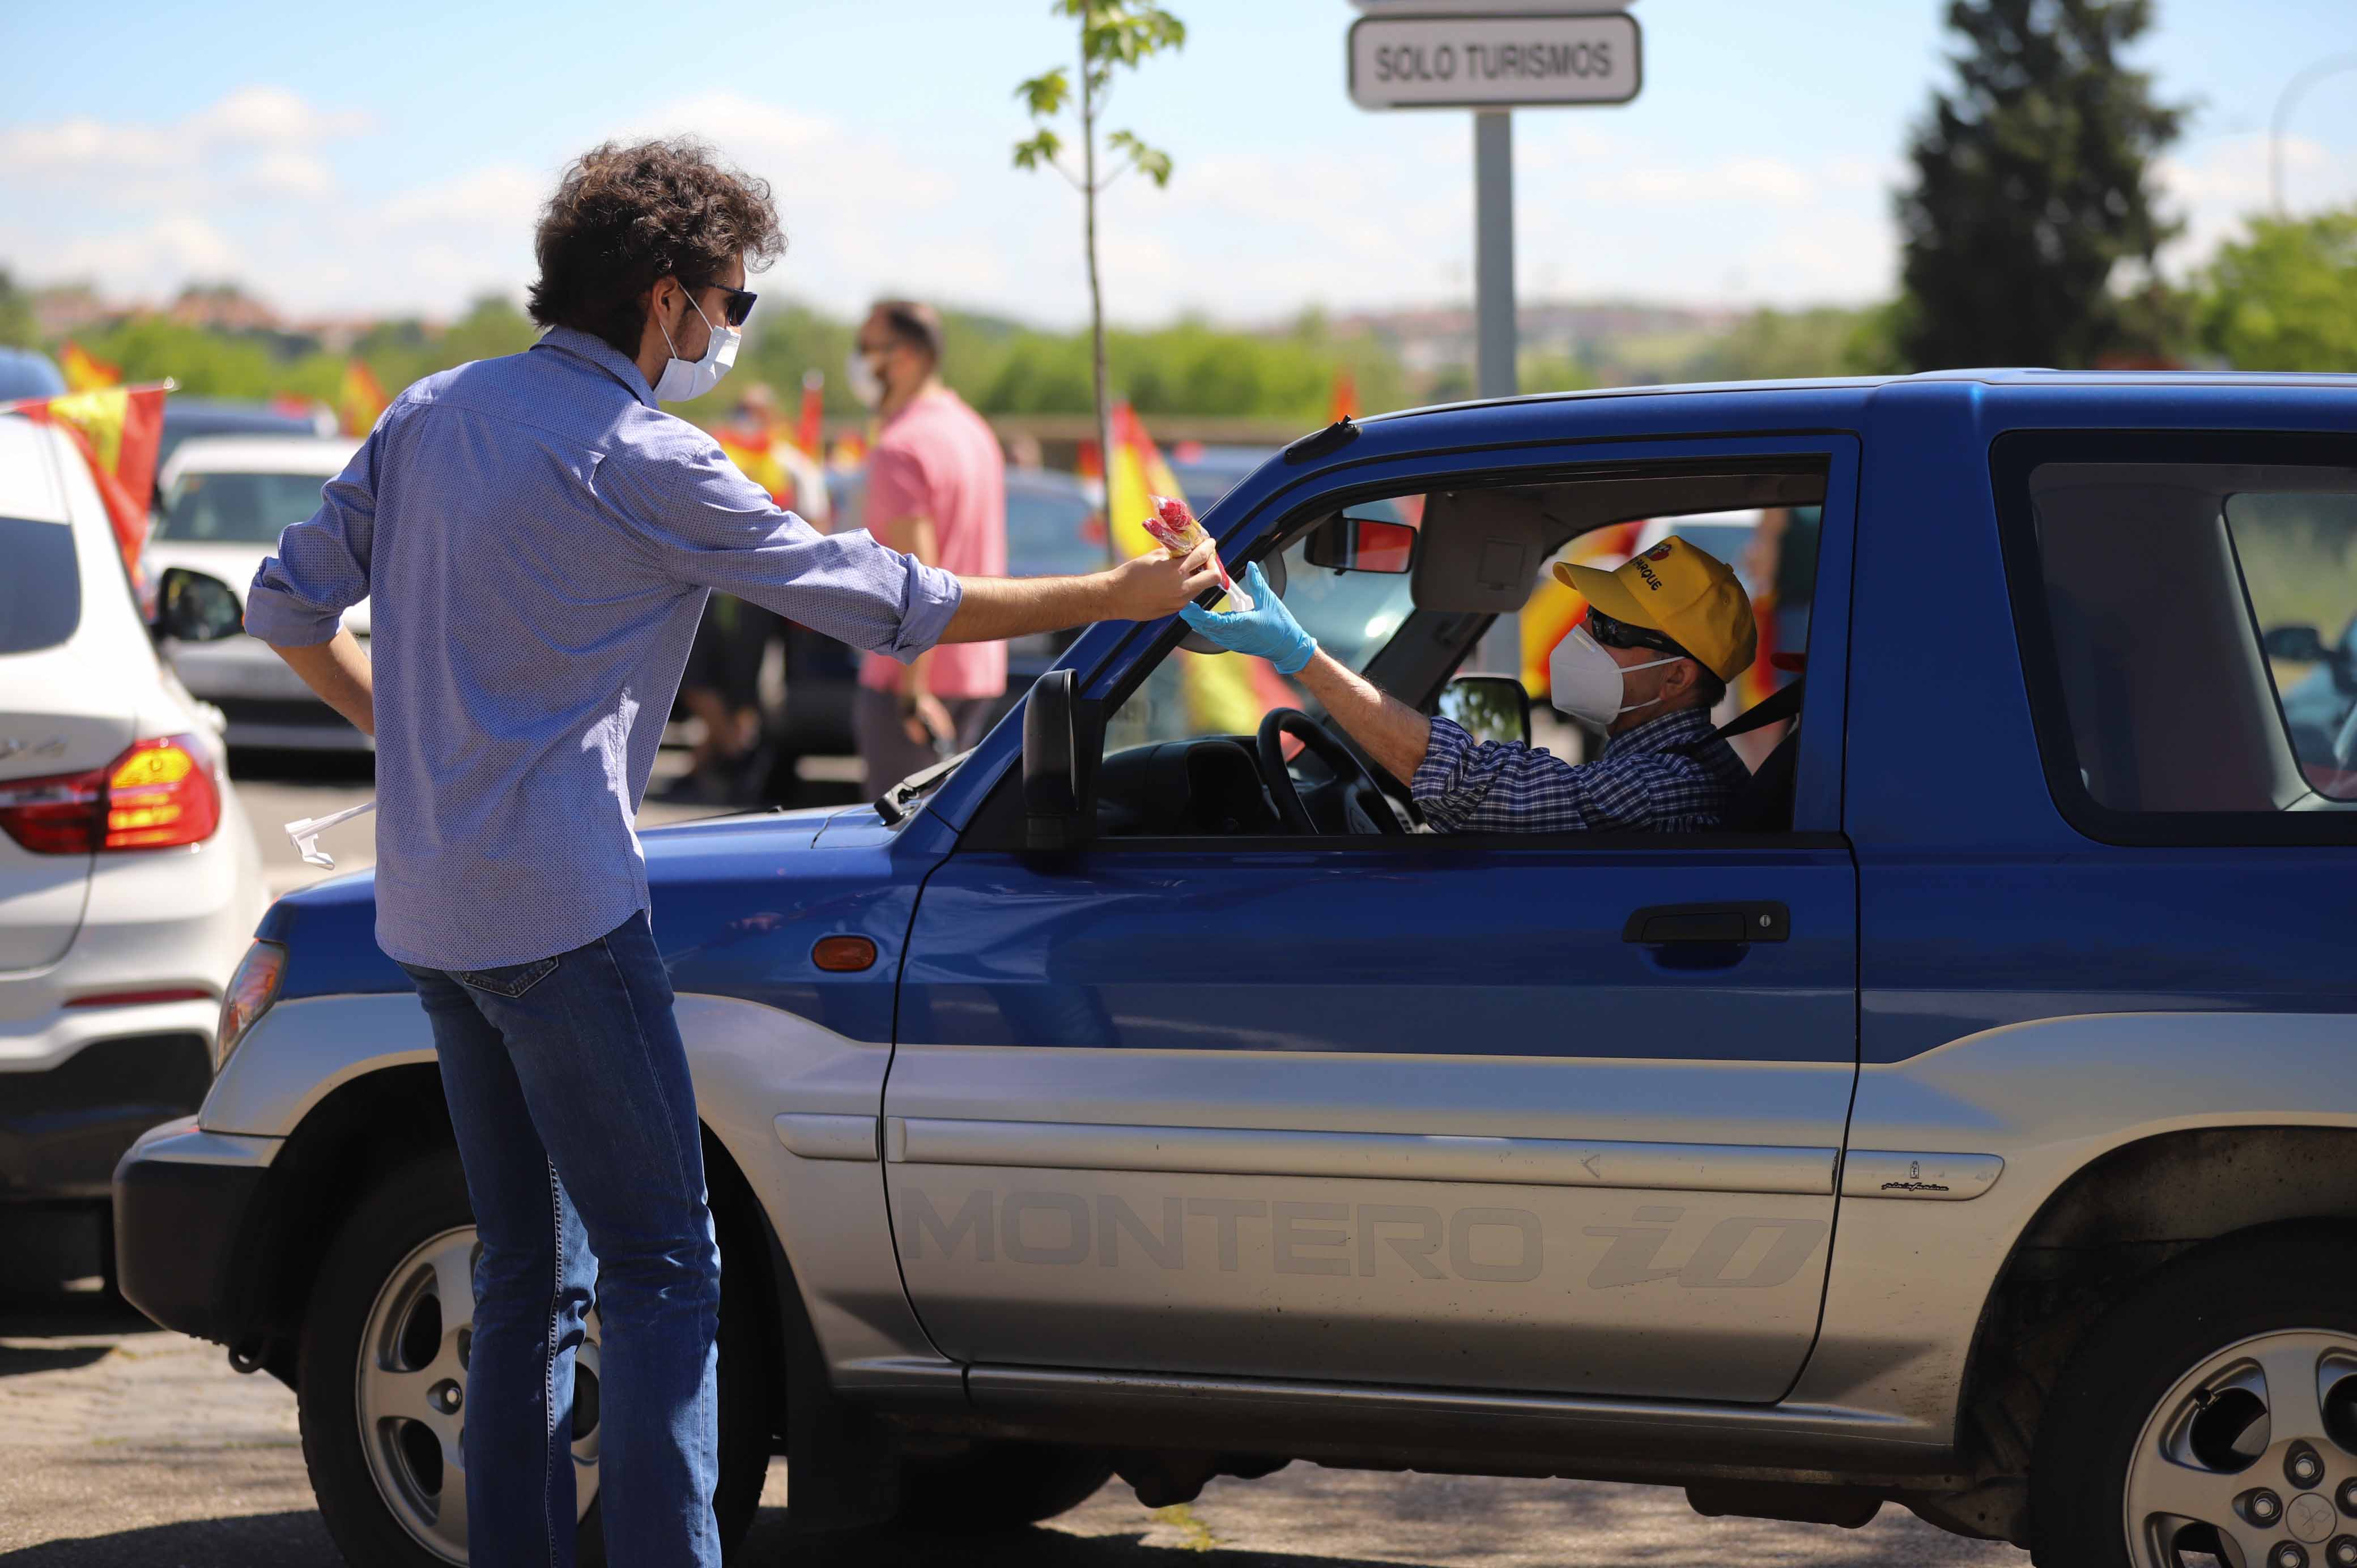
[245,327,961,970]
[1410,706,1748,833]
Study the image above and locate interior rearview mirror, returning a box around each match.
[2264,624,2329,664]
[1437,674,1531,748]
[1306,513,1418,574]
[1023,668,1101,851]
[155,567,243,643]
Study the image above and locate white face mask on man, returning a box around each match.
[1547,625,1683,735]
[844,348,886,410]
[653,288,741,403]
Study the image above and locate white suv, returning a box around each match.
[0,411,265,1223]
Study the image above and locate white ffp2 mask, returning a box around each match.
[1548,625,1682,735]
[653,292,740,403]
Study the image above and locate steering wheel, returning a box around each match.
[1257,708,1406,836]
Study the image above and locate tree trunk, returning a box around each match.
[1081,14,1118,566]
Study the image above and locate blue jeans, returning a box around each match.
[401,910,721,1568]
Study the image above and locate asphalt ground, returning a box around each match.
[0,749,2028,1564]
[0,1278,2023,1567]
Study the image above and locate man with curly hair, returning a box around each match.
[245,138,1217,1567]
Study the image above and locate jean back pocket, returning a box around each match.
[452,955,560,998]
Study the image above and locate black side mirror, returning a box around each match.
[155,567,243,642]
[1437,674,1531,747]
[2264,624,2329,664]
[1023,669,1101,851]
[1305,513,1418,574]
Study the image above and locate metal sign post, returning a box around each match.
[1347,4,1642,399]
[1474,110,1516,399]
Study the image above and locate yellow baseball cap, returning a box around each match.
[1551,535,1759,682]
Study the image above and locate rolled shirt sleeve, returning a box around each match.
[604,427,962,665]
[243,419,384,647]
[1411,714,1687,833]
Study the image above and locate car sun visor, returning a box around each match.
[1411,488,1550,615]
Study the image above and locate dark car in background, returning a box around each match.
[156,397,334,472]
[747,465,1107,801]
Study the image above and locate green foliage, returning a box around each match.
[1895,0,2184,370]
[65,294,539,406]
[0,270,36,351]
[1686,305,1904,381]
[2196,208,2357,371]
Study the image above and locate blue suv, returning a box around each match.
[118,372,2357,1567]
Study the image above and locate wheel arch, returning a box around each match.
[1959,1123,2357,1483]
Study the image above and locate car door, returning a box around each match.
[885,436,1861,1403]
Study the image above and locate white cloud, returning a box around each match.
[188,86,370,147]
[45,215,243,290]
[2155,131,2357,277]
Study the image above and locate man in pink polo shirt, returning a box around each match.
[848,299,1009,794]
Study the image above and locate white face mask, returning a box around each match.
[1548,625,1683,735]
[844,348,884,410]
[653,289,740,403]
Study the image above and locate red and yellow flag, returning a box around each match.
[1328,368,1359,424]
[795,370,824,461]
[1103,401,1294,733]
[3,384,169,572]
[716,424,789,505]
[59,340,122,393]
[827,432,868,471]
[337,359,388,437]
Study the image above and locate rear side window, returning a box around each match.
[1996,432,2357,843]
[0,516,80,654]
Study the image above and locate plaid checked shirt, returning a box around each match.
[1410,706,1750,833]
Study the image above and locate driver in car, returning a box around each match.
[1181,535,1759,832]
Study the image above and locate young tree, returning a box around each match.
[2197,208,2357,371]
[1894,0,2184,370]
[1014,0,1185,561]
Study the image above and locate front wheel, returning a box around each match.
[2031,1224,2357,1568]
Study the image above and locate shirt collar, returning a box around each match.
[1601,704,1716,759]
[534,326,658,410]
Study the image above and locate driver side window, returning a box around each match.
[1088,465,1824,841]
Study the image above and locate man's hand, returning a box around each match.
[1177,564,1317,675]
[937,539,1223,645]
[1103,539,1222,622]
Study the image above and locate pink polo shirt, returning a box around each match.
[857,389,1007,698]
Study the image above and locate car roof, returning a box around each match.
[162,434,363,479]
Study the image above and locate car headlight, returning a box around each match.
[215,939,287,1074]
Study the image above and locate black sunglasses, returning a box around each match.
[1586,608,1688,659]
[688,279,759,327]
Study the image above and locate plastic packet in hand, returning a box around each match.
[1139,494,1252,612]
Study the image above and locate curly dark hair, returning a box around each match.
[528,139,785,357]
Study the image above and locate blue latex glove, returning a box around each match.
[1177,563,1317,675]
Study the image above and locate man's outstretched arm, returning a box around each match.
[1293,651,1432,782]
[938,540,1219,643]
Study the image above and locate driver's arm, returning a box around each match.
[1294,650,1432,781]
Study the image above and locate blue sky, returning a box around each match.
[4,1,2355,327]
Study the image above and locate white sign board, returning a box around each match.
[1348,12,1641,110]
[1351,0,1631,11]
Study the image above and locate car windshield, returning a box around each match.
[156,471,330,545]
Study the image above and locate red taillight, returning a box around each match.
[0,734,222,854]
[0,765,106,853]
[215,940,287,1072]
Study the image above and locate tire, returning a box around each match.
[2031,1222,2357,1568]
[296,1148,771,1567]
[895,1442,1117,1532]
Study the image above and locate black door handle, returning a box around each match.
[1622,902,1790,944]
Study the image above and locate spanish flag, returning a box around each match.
[1103,401,1293,734]
[1522,520,1645,697]
[60,340,122,393]
[795,370,824,461]
[3,385,169,573]
[337,359,388,437]
[1328,368,1359,424]
[715,424,789,505]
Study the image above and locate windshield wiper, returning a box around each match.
[873,749,971,825]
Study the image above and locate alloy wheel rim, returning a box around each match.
[354,1224,602,1563]
[2124,1328,2357,1568]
